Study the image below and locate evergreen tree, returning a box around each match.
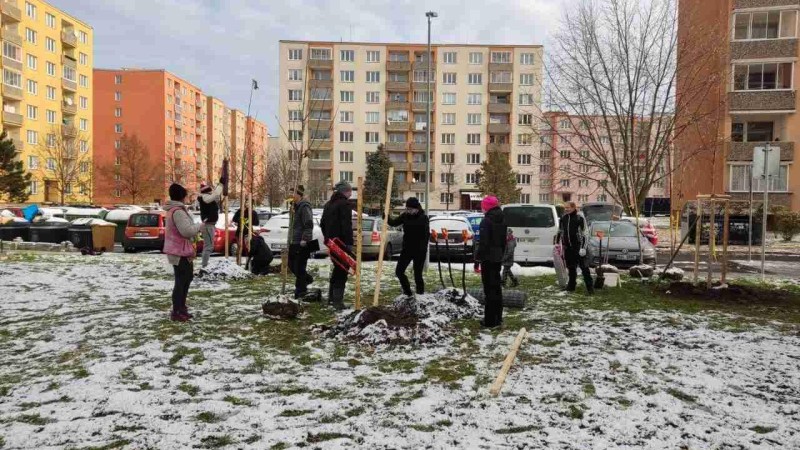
[0,131,31,203]
[363,144,400,210]
[475,152,521,205]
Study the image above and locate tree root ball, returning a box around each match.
[262,301,300,319]
[629,265,654,278]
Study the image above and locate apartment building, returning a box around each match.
[676,0,799,211]
[93,69,207,205]
[1,0,93,203]
[278,40,543,209]
[246,116,268,190]
[206,96,231,183]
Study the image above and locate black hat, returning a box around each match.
[406,197,422,209]
[169,183,188,201]
[295,185,305,196]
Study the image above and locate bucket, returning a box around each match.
[604,273,620,287]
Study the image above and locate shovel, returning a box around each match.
[441,228,457,289]
[431,230,446,290]
[461,229,470,300]
[594,230,605,289]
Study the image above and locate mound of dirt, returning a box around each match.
[195,259,252,282]
[262,295,301,319]
[660,282,798,305]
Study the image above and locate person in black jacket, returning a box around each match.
[320,180,354,310]
[289,185,314,299]
[556,201,594,294]
[475,195,507,328]
[388,197,429,298]
[232,206,259,241]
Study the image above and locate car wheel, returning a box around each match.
[123,247,135,253]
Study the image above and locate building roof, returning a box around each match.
[42,0,93,29]
[279,40,542,48]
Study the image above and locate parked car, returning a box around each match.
[581,202,624,225]
[586,220,657,268]
[353,217,403,260]
[260,213,327,257]
[429,215,474,261]
[619,216,659,246]
[196,213,256,256]
[123,212,165,252]
[503,203,560,264]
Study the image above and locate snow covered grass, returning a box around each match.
[0,252,799,448]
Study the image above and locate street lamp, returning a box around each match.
[425,11,437,211]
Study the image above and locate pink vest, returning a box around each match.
[164,207,195,258]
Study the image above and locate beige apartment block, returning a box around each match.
[278,40,544,209]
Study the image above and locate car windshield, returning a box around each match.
[591,222,639,237]
[130,214,160,227]
[431,218,468,231]
[467,216,483,228]
[504,206,555,228]
[583,204,623,223]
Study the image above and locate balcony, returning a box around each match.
[174,119,182,129]
[409,181,435,191]
[3,84,23,100]
[412,101,434,112]
[174,134,182,143]
[11,137,23,151]
[1,27,21,46]
[62,55,77,71]
[308,159,332,170]
[727,141,794,162]
[730,39,797,60]
[488,143,511,153]
[487,123,511,134]
[488,83,513,93]
[308,99,333,110]
[728,192,792,208]
[309,138,332,151]
[61,101,77,115]
[412,61,436,72]
[386,81,410,92]
[384,142,407,152]
[728,91,796,112]
[410,142,434,152]
[488,102,512,114]
[61,125,77,137]
[489,62,513,72]
[309,118,332,131]
[309,79,333,89]
[411,162,433,172]
[386,100,410,110]
[2,110,22,127]
[2,55,21,71]
[387,61,411,71]
[61,78,77,92]
[392,161,409,172]
[386,121,411,132]
[1,1,21,23]
[308,58,333,70]
[61,29,77,48]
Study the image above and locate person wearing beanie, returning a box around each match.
[475,195,507,328]
[164,183,203,322]
[387,197,430,299]
[197,179,224,269]
[556,201,593,294]
[320,180,354,310]
[289,185,314,299]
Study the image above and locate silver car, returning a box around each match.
[586,221,656,267]
[353,217,403,260]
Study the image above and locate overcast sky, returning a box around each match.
[49,0,566,134]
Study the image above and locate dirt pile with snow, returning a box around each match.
[195,259,252,282]
[262,294,301,319]
[320,289,482,345]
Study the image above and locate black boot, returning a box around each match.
[331,288,346,310]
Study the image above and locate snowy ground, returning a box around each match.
[0,252,799,449]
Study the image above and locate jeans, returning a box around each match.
[289,243,312,297]
[172,257,194,313]
[201,223,215,267]
[564,247,593,292]
[396,249,426,296]
[481,261,503,326]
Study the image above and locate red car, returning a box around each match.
[123,212,166,252]
[621,217,659,246]
[195,214,256,256]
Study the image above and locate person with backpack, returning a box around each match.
[556,201,594,294]
[387,197,429,299]
[502,228,519,288]
[197,180,224,269]
[320,181,354,310]
[289,185,315,299]
[475,196,507,328]
[164,183,203,322]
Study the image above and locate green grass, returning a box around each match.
[199,435,235,449]
[14,413,54,425]
[177,382,199,396]
[168,346,206,365]
[750,425,777,434]
[666,388,696,404]
[195,412,223,423]
[71,440,131,450]
[222,395,253,406]
[278,409,314,417]
[495,425,541,434]
[423,358,476,384]
[306,432,352,443]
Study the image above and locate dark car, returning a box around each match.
[586,221,656,268]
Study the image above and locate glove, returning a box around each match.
[579,248,587,257]
[300,240,307,247]
[473,262,481,273]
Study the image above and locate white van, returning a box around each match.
[502,204,559,264]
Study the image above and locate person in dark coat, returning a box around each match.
[502,228,519,288]
[388,197,429,298]
[320,180,354,310]
[197,180,224,269]
[289,185,314,299]
[556,201,594,294]
[232,206,259,241]
[249,234,274,275]
[475,196,507,328]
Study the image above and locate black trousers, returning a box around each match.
[172,257,193,313]
[502,265,518,286]
[330,264,348,290]
[396,249,426,296]
[564,247,593,292]
[481,261,503,326]
[289,244,312,296]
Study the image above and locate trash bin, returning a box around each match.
[0,218,31,241]
[104,209,142,243]
[90,220,117,252]
[68,218,94,249]
[29,219,70,243]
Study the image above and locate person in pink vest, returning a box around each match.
[164,183,202,322]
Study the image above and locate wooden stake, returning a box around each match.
[707,200,715,289]
[722,201,730,284]
[693,200,702,283]
[355,177,364,310]
[224,196,229,258]
[372,167,395,307]
[489,328,528,397]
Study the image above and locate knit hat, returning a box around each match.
[199,182,212,194]
[169,183,188,201]
[405,197,422,209]
[295,185,305,196]
[481,195,499,213]
[334,180,352,193]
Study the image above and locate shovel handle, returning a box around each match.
[431,229,438,241]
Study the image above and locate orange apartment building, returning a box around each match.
[205,96,231,183]
[677,0,799,211]
[246,116,268,191]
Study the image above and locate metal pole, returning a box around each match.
[425,14,432,211]
[761,145,769,280]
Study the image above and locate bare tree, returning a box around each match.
[34,126,93,205]
[164,145,192,187]
[540,0,726,216]
[98,134,161,205]
[264,147,298,208]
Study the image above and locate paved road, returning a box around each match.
[658,250,800,280]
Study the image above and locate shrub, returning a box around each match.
[774,208,800,242]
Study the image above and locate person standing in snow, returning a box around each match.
[502,228,519,288]
[320,181,354,310]
[197,180,224,270]
[164,183,203,322]
[387,197,429,299]
[556,201,594,294]
[289,185,314,299]
[475,196,507,328]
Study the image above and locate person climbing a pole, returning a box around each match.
[197,179,224,271]
[556,201,594,294]
[289,185,314,299]
[387,197,429,299]
[475,195,507,328]
[320,180,354,310]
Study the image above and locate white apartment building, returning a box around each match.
[278,40,544,209]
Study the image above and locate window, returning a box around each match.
[441,193,455,204]
[310,48,331,60]
[340,171,354,182]
[340,50,354,62]
[540,150,551,158]
[560,179,571,187]
[468,73,482,85]
[44,109,56,123]
[733,62,792,90]
[600,136,610,144]
[579,164,590,173]
[559,136,569,145]
[111,107,121,118]
[289,130,302,141]
[288,69,303,81]
[27,79,37,95]
[467,133,481,144]
[80,140,88,153]
[467,113,482,125]
[27,54,37,70]
[443,52,457,64]
[366,71,380,83]
[442,92,456,105]
[80,161,89,173]
[79,96,88,110]
[336,70,353,83]
[388,132,406,143]
[469,52,483,64]
[366,132,379,144]
[517,154,532,165]
[365,111,379,124]
[518,114,533,126]
[336,111,352,123]
[539,165,551,174]
[25,28,36,44]
[519,94,534,105]
[520,73,534,85]
[578,179,589,188]
[338,151,354,163]
[283,110,300,122]
[539,193,552,203]
[27,130,38,145]
[579,150,590,159]
[442,72,456,84]
[491,71,512,83]
[491,51,511,63]
[62,65,76,82]
[339,131,354,143]
[467,93,482,105]
[440,172,456,184]
[517,174,532,184]
[442,113,456,125]
[734,10,797,40]
[114,123,122,133]
[441,153,455,164]
[413,91,430,103]
[79,31,88,44]
[79,53,88,66]
[729,164,788,191]
[28,155,38,169]
[340,90,354,102]
[520,53,535,65]
[26,105,37,120]
[467,153,481,165]
[466,173,480,184]
[517,134,533,145]
[45,12,55,28]
[43,61,55,77]
[366,91,380,103]
[45,37,56,52]
[25,1,35,18]
[288,48,303,60]
[46,85,55,100]
[79,74,88,88]
[441,133,455,144]
[288,89,303,101]
[366,50,380,62]
[596,194,608,202]
[113,91,122,102]
[731,122,774,142]
[560,150,571,159]
[3,42,20,62]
